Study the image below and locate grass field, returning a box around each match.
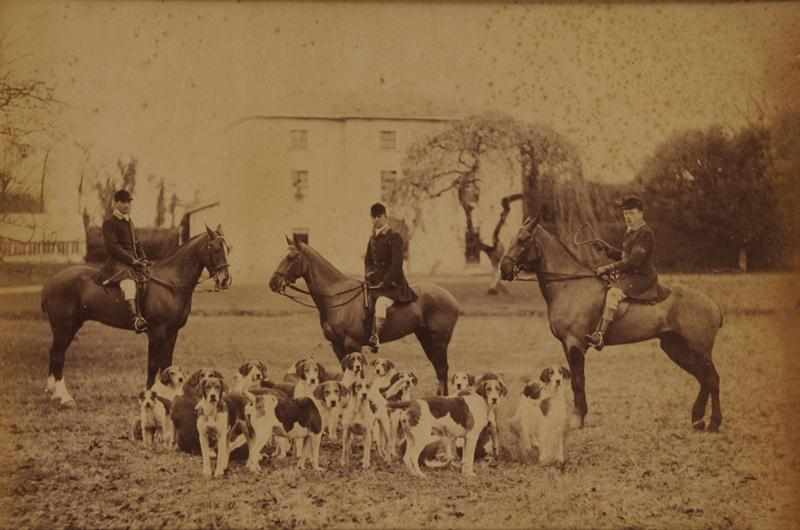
[1,274,799,529]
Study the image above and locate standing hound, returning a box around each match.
[244,388,332,472]
[195,376,250,478]
[340,377,392,468]
[388,373,506,478]
[533,365,573,465]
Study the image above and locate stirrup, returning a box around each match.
[585,331,604,351]
[133,316,149,334]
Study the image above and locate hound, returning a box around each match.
[195,375,250,477]
[231,360,269,394]
[130,389,173,449]
[369,357,398,393]
[340,351,368,388]
[291,358,325,399]
[388,373,505,478]
[449,371,475,396]
[340,377,391,469]
[509,379,549,464]
[151,365,187,402]
[533,365,573,465]
[382,371,419,456]
[244,390,329,472]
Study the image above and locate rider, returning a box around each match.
[364,202,416,352]
[586,194,658,350]
[98,189,149,333]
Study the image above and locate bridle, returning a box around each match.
[273,250,364,309]
[504,225,598,284]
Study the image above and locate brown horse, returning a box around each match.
[41,226,232,406]
[499,216,724,431]
[268,238,461,396]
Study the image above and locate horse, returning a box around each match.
[41,226,232,406]
[499,216,724,432]
[268,237,461,396]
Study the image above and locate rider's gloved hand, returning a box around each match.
[133,260,148,272]
[595,264,613,276]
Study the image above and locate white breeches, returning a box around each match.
[120,279,137,301]
[375,296,392,320]
[606,287,624,309]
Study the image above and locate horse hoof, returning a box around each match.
[707,422,721,433]
[692,420,706,431]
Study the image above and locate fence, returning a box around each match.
[0,237,86,262]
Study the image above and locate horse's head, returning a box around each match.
[500,215,542,281]
[201,225,232,290]
[268,235,308,293]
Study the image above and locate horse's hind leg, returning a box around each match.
[658,332,720,431]
[414,328,450,396]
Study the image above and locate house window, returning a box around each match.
[379,130,397,150]
[290,129,308,150]
[291,170,309,200]
[380,170,398,202]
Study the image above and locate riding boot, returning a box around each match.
[585,318,612,351]
[368,316,384,353]
[127,299,148,334]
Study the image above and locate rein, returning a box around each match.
[279,282,364,309]
[513,270,598,283]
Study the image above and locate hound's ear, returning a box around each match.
[468,374,476,387]
[206,225,216,239]
[137,390,146,401]
[559,366,572,379]
[339,383,350,400]
[410,372,418,386]
[386,360,395,371]
[313,384,325,401]
[476,381,487,398]
[540,367,553,383]
[238,362,251,376]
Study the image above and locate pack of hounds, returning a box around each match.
[130,352,578,479]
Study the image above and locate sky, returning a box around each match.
[1,1,798,219]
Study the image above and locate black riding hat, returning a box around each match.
[370,202,387,218]
[616,194,644,211]
[113,189,133,202]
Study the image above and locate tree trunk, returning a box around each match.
[738,247,748,272]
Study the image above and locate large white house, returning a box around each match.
[219,114,523,283]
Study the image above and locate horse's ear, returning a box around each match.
[206,225,216,239]
[216,224,224,236]
[285,234,293,246]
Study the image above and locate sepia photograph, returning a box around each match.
[1,1,799,528]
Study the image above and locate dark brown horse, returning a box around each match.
[500,216,724,431]
[268,238,461,396]
[41,226,232,406]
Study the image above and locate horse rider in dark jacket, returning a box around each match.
[587,194,658,350]
[97,189,149,333]
[364,202,417,352]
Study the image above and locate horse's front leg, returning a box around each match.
[563,338,588,427]
[146,326,170,389]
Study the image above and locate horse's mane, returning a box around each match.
[535,223,595,273]
[297,241,356,283]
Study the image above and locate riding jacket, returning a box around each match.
[97,210,147,284]
[602,223,658,298]
[364,226,416,304]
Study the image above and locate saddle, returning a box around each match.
[616,283,672,320]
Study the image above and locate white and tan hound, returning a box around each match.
[244,390,328,472]
[449,371,475,396]
[340,377,392,469]
[232,360,269,394]
[195,376,249,478]
[131,389,173,449]
[151,365,187,403]
[388,373,506,478]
